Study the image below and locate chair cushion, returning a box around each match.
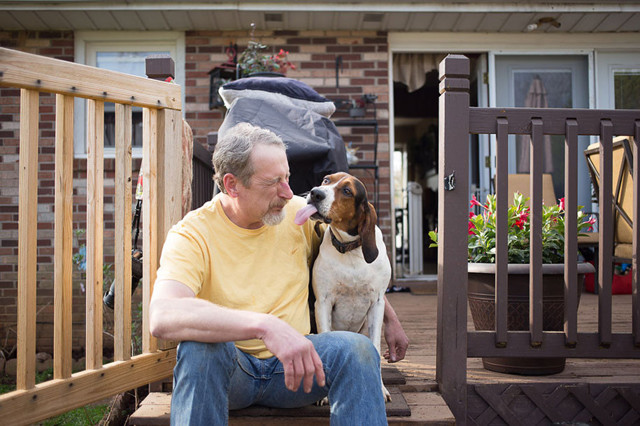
[615,242,633,261]
[219,77,336,117]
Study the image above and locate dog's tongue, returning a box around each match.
[294,204,318,225]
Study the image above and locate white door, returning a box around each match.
[494,55,591,208]
[596,52,640,111]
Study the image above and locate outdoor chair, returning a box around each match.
[507,173,557,206]
[584,136,634,263]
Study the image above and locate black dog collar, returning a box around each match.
[330,228,362,254]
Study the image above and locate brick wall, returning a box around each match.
[0,29,393,356]
[0,31,140,357]
[185,29,392,241]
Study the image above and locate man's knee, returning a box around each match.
[317,331,380,369]
[175,341,237,376]
[339,332,379,365]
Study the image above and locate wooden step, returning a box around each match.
[129,367,455,425]
[128,388,454,425]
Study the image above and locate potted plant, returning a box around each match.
[237,41,296,78]
[430,192,596,375]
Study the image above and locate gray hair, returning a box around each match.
[212,123,286,194]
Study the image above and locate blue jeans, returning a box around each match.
[170,331,387,425]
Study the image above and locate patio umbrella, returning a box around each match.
[517,75,554,173]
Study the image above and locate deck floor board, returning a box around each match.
[384,291,639,386]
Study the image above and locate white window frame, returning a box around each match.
[74,31,186,158]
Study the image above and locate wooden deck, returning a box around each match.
[130,290,637,425]
[387,290,638,386]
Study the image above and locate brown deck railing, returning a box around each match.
[436,54,640,421]
[0,47,183,425]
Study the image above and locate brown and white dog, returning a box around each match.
[295,172,392,402]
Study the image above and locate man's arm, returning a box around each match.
[382,295,409,363]
[150,279,325,393]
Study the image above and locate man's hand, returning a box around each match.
[259,315,325,393]
[383,295,409,363]
[383,316,409,362]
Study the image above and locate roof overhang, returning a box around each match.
[0,1,639,33]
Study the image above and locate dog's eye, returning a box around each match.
[322,178,330,185]
[342,187,352,196]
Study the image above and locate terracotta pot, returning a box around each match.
[467,262,594,375]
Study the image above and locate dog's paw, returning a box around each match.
[383,385,392,403]
[315,396,330,406]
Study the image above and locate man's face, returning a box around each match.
[239,144,293,227]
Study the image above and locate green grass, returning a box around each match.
[41,404,109,426]
[0,382,13,394]
[1,367,110,425]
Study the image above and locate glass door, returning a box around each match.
[494,55,591,208]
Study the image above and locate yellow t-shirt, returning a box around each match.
[156,194,321,359]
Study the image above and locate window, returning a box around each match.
[613,69,640,110]
[74,32,185,158]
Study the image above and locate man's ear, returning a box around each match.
[223,173,239,197]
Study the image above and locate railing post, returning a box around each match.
[144,56,183,353]
[145,55,175,81]
[436,54,470,424]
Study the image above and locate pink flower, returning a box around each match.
[468,221,475,235]
[470,194,482,207]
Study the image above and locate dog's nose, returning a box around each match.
[310,188,325,202]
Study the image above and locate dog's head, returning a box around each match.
[305,172,378,263]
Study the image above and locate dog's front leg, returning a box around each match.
[314,295,333,333]
[368,295,391,402]
[313,295,334,406]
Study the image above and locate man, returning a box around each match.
[150,122,409,425]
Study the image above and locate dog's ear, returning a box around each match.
[358,201,379,264]
[313,221,324,238]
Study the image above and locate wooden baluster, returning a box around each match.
[564,119,579,346]
[17,88,39,390]
[86,99,104,369]
[54,94,74,379]
[529,118,544,346]
[598,120,613,346]
[142,107,159,354]
[114,104,133,361]
[495,118,509,346]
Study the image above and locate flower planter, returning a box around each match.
[245,71,285,78]
[468,262,595,375]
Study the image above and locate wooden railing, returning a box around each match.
[436,54,640,422]
[0,47,183,425]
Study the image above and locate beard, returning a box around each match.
[262,201,288,226]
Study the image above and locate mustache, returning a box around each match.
[270,199,289,209]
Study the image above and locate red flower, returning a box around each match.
[470,194,482,207]
[559,197,565,211]
[514,219,525,230]
[518,211,529,222]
